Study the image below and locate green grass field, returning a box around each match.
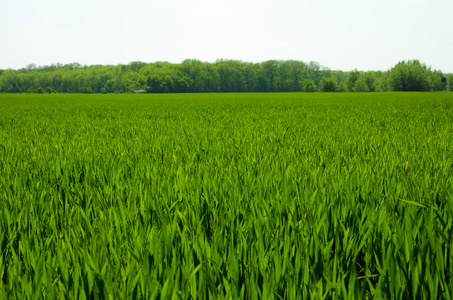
[1,92,452,298]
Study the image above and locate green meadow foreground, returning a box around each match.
[0,92,452,298]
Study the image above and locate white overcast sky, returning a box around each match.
[1,0,452,72]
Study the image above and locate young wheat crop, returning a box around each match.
[0,92,452,298]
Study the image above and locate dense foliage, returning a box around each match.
[448,74,453,91]
[1,93,452,298]
[0,59,448,93]
[386,60,445,92]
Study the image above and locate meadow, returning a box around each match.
[0,92,452,298]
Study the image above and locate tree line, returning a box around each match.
[0,59,450,94]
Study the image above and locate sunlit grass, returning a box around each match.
[0,92,452,298]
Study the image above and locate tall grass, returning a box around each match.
[0,92,452,298]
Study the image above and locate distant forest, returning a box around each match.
[0,59,451,93]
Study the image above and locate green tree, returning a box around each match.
[1,59,447,94]
[362,72,376,92]
[180,59,219,92]
[287,61,306,92]
[346,69,360,92]
[242,62,258,92]
[351,72,376,92]
[80,86,92,93]
[335,83,347,92]
[261,60,279,92]
[353,77,370,92]
[216,59,246,92]
[137,75,147,89]
[428,70,445,91]
[277,60,291,92]
[104,79,116,93]
[387,60,432,91]
[448,74,453,91]
[320,77,337,92]
[128,61,147,72]
[307,61,322,87]
[146,75,165,93]
[174,76,190,93]
[303,79,316,92]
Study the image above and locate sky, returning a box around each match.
[1,0,452,72]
